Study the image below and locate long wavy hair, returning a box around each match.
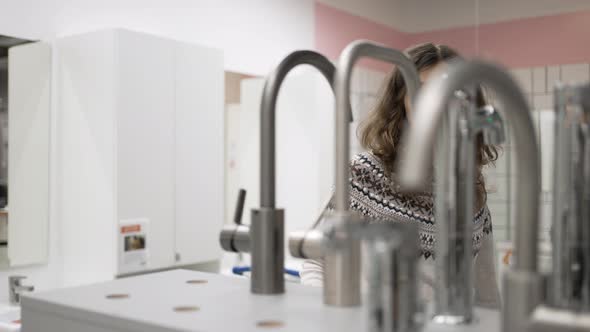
[359,42,499,209]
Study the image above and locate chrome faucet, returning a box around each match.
[549,83,590,311]
[397,60,542,332]
[219,50,352,295]
[365,222,421,332]
[428,89,505,325]
[9,276,34,305]
[289,40,420,307]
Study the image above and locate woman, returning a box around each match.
[301,43,501,309]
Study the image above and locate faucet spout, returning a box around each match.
[398,60,542,332]
[319,40,420,307]
[220,50,348,295]
[334,40,420,211]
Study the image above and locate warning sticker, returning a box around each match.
[121,225,141,234]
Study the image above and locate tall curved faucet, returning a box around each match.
[294,40,420,307]
[429,89,505,324]
[219,50,352,295]
[398,60,542,332]
[551,83,590,310]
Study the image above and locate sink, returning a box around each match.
[0,306,20,332]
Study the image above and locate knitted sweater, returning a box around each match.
[300,152,501,308]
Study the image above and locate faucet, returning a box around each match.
[219,50,352,295]
[550,83,590,311]
[9,276,34,305]
[397,60,542,332]
[289,40,420,307]
[365,222,421,332]
[427,89,505,325]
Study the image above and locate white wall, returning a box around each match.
[0,1,315,301]
[0,0,315,76]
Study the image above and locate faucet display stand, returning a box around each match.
[21,270,500,332]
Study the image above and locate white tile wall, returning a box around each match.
[533,94,553,110]
[532,67,546,94]
[547,66,560,92]
[510,68,533,94]
[497,62,589,254]
[561,63,590,84]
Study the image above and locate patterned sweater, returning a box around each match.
[301,152,501,308]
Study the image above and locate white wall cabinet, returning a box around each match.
[56,29,224,287]
[4,42,51,267]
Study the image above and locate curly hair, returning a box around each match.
[358,42,499,209]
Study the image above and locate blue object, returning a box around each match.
[232,266,300,278]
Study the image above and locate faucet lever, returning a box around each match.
[219,189,250,253]
[233,189,247,225]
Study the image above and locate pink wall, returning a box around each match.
[314,2,406,71]
[315,2,590,70]
[409,10,590,68]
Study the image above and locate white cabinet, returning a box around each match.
[3,42,51,267]
[56,29,224,287]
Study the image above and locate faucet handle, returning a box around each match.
[9,275,27,286]
[220,189,250,253]
[233,189,247,225]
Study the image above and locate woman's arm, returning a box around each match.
[474,232,502,309]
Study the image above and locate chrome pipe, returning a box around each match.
[366,223,421,332]
[261,51,350,208]
[431,93,475,324]
[324,40,419,307]
[432,90,506,324]
[551,83,590,311]
[398,60,542,332]
[219,50,342,295]
[334,40,420,211]
[255,50,339,294]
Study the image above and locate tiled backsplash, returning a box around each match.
[487,62,590,252]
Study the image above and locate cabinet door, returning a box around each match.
[116,30,176,272]
[174,42,224,265]
[8,42,51,266]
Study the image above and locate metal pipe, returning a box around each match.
[431,90,506,324]
[324,40,419,307]
[432,93,475,324]
[334,40,420,211]
[252,50,342,295]
[551,84,590,311]
[366,223,421,332]
[397,60,542,332]
[220,51,344,295]
[260,51,349,208]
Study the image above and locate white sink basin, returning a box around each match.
[0,306,20,332]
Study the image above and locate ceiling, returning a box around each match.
[317,0,590,32]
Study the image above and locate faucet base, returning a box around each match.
[250,208,285,295]
[322,212,361,307]
[502,270,544,332]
